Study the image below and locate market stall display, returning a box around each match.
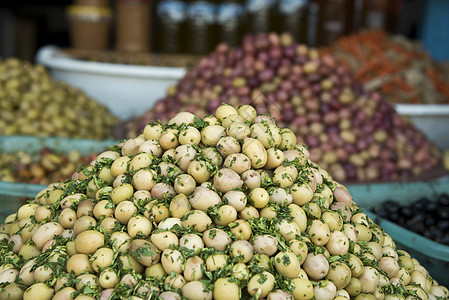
[0,57,119,139]
[0,104,447,299]
[120,32,442,183]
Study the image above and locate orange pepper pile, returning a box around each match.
[323,30,449,104]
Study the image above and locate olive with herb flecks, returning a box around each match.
[0,103,447,299]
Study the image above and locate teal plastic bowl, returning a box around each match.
[0,136,117,222]
[347,176,449,286]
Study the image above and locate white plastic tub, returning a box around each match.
[395,104,449,150]
[35,45,187,120]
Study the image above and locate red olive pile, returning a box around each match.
[122,33,441,183]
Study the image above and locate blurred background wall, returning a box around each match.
[0,0,447,62]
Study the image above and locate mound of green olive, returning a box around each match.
[0,57,119,139]
[0,104,447,300]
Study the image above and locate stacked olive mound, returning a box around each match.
[0,105,448,300]
[123,32,441,183]
[0,58,119,139]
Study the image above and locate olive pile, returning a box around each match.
[372,194,449,245]
[0,104,447,300]
[122,32,441,183]
[0,58,119,139]
[0,148,99,185]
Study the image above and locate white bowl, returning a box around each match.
[35,45,186,120]
[395,104,449,150]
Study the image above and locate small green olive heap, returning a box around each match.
[0,148,98,185]
[0,104,447,300]
[0,57,119,139]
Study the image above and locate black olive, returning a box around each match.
[379,194,449,246]
[438,208,449,220]
[412,198,429,211]
[372,206,388,218]
[384,200,400,213]
[433,230,443,242]
[388,212,401,222]
[412,213,426,224]
[437,220,449,231]
[425,201,438,213]
[400,206,414,218]
[438,193,449,207]
[424,217,436,227]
